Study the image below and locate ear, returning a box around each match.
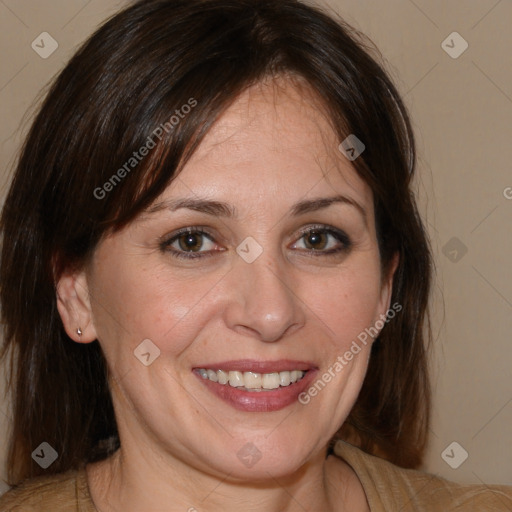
[56,269,98,343]
[376,251,400,325]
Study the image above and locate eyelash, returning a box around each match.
[159,225,352,261]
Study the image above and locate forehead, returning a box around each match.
[167,77,373,213]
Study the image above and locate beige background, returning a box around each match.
[0,0,511,495]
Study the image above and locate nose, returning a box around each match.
[223,253,305,343]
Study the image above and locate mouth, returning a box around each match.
[195,368,307,391]
[192,360,317,412]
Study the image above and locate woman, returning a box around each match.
[0,0,510,510]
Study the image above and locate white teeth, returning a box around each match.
[197,369,306,390]
[262,372,280,389]
[228,371,244,387]
[279,371,291,386]
[244,371,262,389]
[217,369,229,384]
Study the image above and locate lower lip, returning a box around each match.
[194,370,317,412]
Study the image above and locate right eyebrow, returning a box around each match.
[144,197,237,218]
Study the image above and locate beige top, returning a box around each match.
[0,440,511,511]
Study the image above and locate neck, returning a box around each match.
[86,440,362,512]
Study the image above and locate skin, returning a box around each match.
[57,76,398,512]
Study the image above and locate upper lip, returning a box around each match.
[193,359,317,373]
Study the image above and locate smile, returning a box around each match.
[193,361,317,412]
[196,369,306,391]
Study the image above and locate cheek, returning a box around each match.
[90,250,224,359]
[301,262,383,348]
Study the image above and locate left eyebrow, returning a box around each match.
[145,194,367,225]
[290,195,367,225]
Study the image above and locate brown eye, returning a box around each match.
[292,226,351,255]
[160,228,221,260]
[178,232,204,252]
[303,230,328,250]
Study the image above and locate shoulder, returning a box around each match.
[0,468,94,512]
[333,440,512,511]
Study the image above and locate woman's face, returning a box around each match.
[60,78,396,480]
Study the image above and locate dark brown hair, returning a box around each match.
[0,0,432,486]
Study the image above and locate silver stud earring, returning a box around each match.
[77,327,82,338]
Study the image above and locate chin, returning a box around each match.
[207,437,320,482]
